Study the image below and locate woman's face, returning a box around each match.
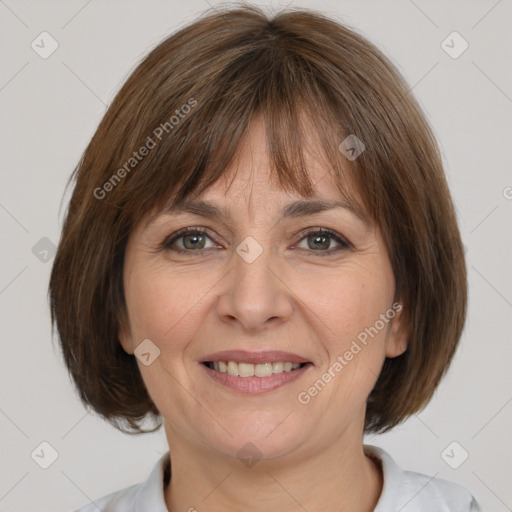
[119,116,407,463]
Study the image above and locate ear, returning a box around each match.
[385,303,408,358]
[118,313,134,355]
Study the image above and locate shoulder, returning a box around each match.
[74,482,142,512]
[399,468,483,512]
[364,444,483,512]
[73,451,170,512]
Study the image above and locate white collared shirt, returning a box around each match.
[74,444,482,511]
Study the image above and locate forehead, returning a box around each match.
[197,115,355,208]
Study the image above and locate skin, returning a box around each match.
[119,115,408,512]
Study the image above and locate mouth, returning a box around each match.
[202,360,310,376]
[199,350,313,394]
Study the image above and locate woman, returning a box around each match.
[49,4,482,511]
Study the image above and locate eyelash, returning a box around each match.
[160,227,351,257]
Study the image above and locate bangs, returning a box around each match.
[112,37,375,232]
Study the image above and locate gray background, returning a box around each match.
[0,0,511,510]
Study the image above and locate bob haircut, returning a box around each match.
[49,3,467,435]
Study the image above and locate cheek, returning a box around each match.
[123,263,212,352]
[308,268,393,389]
[304,266,391,341]
[123,265,208,411]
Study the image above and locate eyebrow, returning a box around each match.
[149,198,373,228]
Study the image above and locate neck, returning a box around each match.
[163,424,383,512]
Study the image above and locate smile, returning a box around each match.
[203,361,306,377]
[200,350,313,394]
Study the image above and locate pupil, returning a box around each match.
[310,234,328,250]
[185,233,205,249]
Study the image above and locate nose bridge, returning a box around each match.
[217,233,292,330]
[235,234,273,288]
[234,233,277,302]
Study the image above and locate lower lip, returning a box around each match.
[201,363,312,394]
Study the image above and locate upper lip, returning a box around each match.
[200,350,310,365]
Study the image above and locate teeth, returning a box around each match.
[272,362,283,373]
[239,362,255,377]
[227,361,239,376]
[255,362,272,377]
[208,361,305,377]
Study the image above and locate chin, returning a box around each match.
[198,416,310,463]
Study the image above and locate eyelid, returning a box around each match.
[160,226,352,254]
[295,227,351,251]
[160,226,217,251]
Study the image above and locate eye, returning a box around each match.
[161,227,217,253]
[294,228,350,256]
[160,227,351,256]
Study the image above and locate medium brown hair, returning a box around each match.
[49,3,467,434]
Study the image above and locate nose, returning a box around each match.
[216,240,293,333]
